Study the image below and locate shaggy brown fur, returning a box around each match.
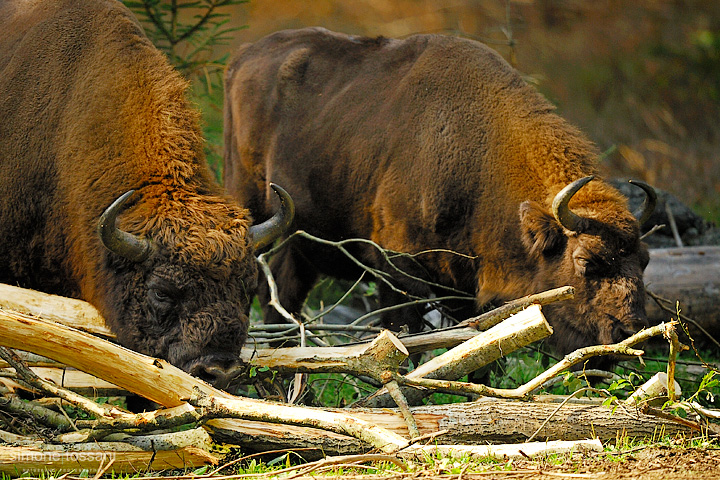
[224,27,651,358]
[0,0,258,384]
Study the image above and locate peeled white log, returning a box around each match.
[357,304,552,407]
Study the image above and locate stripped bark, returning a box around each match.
[0,309,410,452]
[356,304,553,407]
[0,444,218,474]
[0,283,112,337]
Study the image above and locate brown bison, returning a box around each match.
[0,0,293,387]
[224,27,656,358]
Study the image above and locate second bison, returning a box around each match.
[224,27,656,357]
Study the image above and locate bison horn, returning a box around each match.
[551,175,594,232]
[249,183,295,250]
[97,190,152,263]
[628,180,657,226]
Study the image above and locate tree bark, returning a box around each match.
[0,307,699,460]
[207,398,695,456]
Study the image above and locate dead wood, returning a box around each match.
[1,305,685,462]
[457,285,575,331]
[207,396,697,455]
[400,438,603,460]
[188,390,409,453]
[389,322,668,402]
[0,394,72,432]
[355,304,553,407]
[0,367,125,397]
[0,308,411,453]
[644,246,720,346]
[0,444,218,474]
[0,284,713,464]
[0,346,126,420]
[0,283,113,337]
[242,329,409,378]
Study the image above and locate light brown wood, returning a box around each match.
[0,445,217,474]
[0,283,113,337]
[402,439,603,460]
[207,397,696,456]
[0,309,223,407]
[357,304,552,407]
[0,367,125,397]
[242,329,408,380]
[0,309,410,452]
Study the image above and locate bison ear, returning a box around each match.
[519,201,566,258]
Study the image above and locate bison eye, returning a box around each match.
[147,287,177,313]
[152,289,171,303]
[573,256,591,275]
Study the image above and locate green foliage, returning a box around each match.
[123,0,246,84]
[305,373,376,407]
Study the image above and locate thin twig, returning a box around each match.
[640,223,666,240]
[646,290,720,349]
[665,322,682,402]
[384,378,420,438]
[459,285,575,331]
[286,454,406,479]
[526,387,597,443]
[305,272,367,323]
[209,447,322,475]
[256,250,329,348]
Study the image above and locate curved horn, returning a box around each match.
[628,180,657,226]
[97,190,152,263]
[250,183,295,250]
[551,175,594,232]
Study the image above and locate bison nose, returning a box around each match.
[186,354,245,390]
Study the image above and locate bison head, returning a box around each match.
[96,184,293,388]
[519,176,656,363]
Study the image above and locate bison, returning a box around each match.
[0,0,293,387]
[223,27,657,359]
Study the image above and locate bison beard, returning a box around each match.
[223,27,657,362]
[0,0,293,387]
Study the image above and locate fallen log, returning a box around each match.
[208,396,696,455]
[401,438,603,460]
[0,444,218,474]
[3,286,713,465]
[1,307,625,463]
[645,246,720,345]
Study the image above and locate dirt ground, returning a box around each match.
[501,446,720,480]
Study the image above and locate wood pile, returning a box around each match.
[0,246,717,474]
